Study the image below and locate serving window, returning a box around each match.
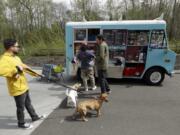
[103,30,127,45]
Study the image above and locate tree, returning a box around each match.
[169,0,177,40]
[70,0,101,21]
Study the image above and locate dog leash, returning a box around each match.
[58,83,83,93]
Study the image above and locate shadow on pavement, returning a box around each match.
[65,112,98,123]
[0,116,18,129]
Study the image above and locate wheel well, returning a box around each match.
[144,66,167,77]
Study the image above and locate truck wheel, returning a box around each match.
[144,68,165,86]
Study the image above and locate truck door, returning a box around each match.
[145,30,176,85]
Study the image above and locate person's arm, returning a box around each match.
[88,51,95,60]
[76,53,81,61]
[0,58,18,78]
[74,53,81,64]
[17,57,40,77]
[21,63,40,77]
[99,44,105,61]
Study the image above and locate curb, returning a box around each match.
[174,70,180,74]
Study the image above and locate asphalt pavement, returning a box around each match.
[31,74,180,135]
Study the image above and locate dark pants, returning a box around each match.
[98,70,110,93]
[14,90,38,126]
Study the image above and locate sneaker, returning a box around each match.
[92,86,97,91]
[18,123,33,129]
[32,114,47,122]
[85,88,88,92]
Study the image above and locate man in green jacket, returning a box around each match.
[96,35,111,94]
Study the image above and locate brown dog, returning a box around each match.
[72,93,108,122]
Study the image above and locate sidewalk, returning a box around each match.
[174,70,180,74]
[0,71,66,135]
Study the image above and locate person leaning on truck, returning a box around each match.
[96,34,111,94]
[0,39,45,129]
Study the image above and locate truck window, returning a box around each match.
[128,30,149,46]
[88,29,100,41]
[74,29,86,41]
[150,30,166,49]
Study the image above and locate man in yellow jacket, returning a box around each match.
[0,39,44,129]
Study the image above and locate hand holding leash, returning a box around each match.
[16,65,23,73]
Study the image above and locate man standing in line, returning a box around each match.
[0,39,45,129]
[96,35,111,94]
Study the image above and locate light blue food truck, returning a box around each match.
[65,20,176,85]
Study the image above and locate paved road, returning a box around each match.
[0,72,65,135]
[31,74,180,135]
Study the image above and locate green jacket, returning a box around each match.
[95,42,109,70]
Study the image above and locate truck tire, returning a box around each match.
[144,68,165,86]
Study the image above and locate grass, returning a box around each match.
[169,40,180,54]
[0,38,65,60]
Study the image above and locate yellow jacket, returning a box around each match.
[0,52,37,96]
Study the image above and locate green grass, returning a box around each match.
[0,38,65,60]
[169,40,180,54]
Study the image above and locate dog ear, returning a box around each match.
[76,83,81,89]
[100,93,108,102]
[78,83,81,87]
[101,93,108,98]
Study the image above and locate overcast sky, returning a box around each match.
[52,0,107,6]
[52,0,71,5]
[53,0,67,3]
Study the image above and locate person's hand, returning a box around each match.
[14,74,20,79]
[16,65,24,73]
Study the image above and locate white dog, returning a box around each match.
[66,83,81,108]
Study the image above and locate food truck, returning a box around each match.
[65,20,176,85]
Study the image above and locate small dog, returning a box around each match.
[72,93,108,122]
[66,83,81,108]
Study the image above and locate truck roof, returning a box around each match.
[66,20,166,26]
[66,20,166,30]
